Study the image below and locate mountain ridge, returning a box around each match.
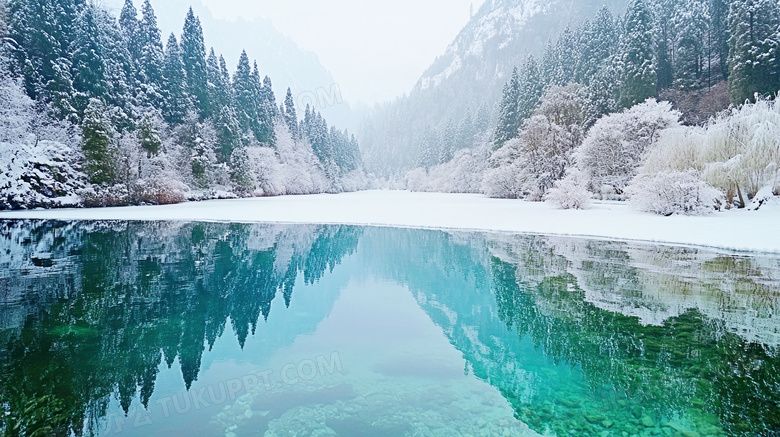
[360,0,630,174]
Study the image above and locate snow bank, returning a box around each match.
[2,191,779,254]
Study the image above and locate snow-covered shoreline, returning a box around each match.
[1,190,779,254]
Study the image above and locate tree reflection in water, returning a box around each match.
[0,223,778,436]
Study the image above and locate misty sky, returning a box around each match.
[198,0,485,105]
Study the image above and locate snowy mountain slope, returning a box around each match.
[418,0,628,92]
[360,0,630,173]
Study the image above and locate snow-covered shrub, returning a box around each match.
[747,185,778,211]
[545,168,592,210]
[243,122,331,197]
[0,141,86,210]
[0,75,36,144]
[700,98,780,205]
[482,139,525,198]
[516,114,579,200]
[134,178,187,205]
[406,146,488,193]
[339,170,372,192]
[79,184,130,208]
[575,99,681,198]
[626,170,723,216]
[642,126,706,174]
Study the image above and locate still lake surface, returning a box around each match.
[0,220,778,437]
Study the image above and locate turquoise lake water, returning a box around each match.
[0,221,778,436]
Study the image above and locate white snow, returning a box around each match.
[1,190,779,253]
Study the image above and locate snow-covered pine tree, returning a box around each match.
[95,8,134,128]
[440,117,457,163]
[652,0,676,90]
[576,6,617,84]
[493,67,520,145]
[81,98,117,185]
[283,88,298,139]
[260,75,278,145]
[456,108,475,150]
[673,0,710,90]
[232,51,259,143]
[584,63,620,125]
[71,5,107,113]
[418,124,438,170]
[229,144,254,190]
[119,0,141,66]
[518,56,544,121]
[474,103,490,134]
[161,33,189,125]
[180,8,209,118]
[205,48,221,108]
[139,0,164,97]
[137,115,161,158]
[709,0,731,82]
[548,27,578,86]
[619,0,657,109]
[0,0,7,39]
[302,104,312,140]
[215,104,241,163]
[728,0,780,103]
[7,0,79,119]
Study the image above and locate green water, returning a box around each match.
[0,221,778,437]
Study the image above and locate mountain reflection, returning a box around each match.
[0,222,778,437]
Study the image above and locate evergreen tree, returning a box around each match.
[474,103,491,134]
[0,0,8,39]
[619,0,657,108]
[494,67,520,145]
[440,117,457,163]
[653,0,676,90]
[709,0,731,81]
[260,74,278,145]
[180,8,209,117]
[206,50,231,114]
[137,115,161,158]
[161,33,189,124]
[518,56,545,120]
[232,50,260,142]
[71,5,106,111]
[82,98,117,185]
[215,105,241,163]
[118,0,141,64]
[728,0,780,103]
[457,108,475,150]
[576,8,617,84]
[418,124,438,169]
[283,87,298,138]
[230,145,254,189]
[302,103,312,139]
[205,48,221,109]
[95,8,134,127]
[585,63,620,125]
[674,0,710,90]
[549,27,578,86]
[139,0,164,91]
[7,0,78,111]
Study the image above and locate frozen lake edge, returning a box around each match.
[1,190,779,255]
